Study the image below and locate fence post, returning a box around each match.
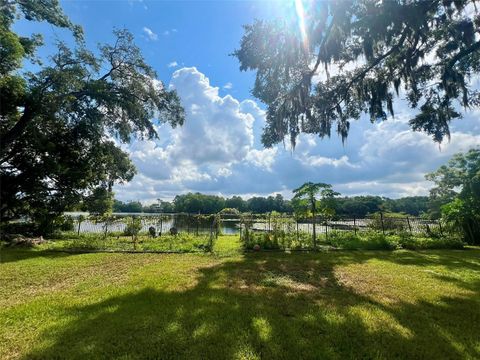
[159,215,163,237]
[296,219,299,242]
[406,216,412,234]
[239,219,242,242]
[380,212,385,236]
[353,216,357,236]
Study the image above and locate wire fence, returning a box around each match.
[66,212,442,237]
[53,212,447,252]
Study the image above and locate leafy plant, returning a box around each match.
[124,217,143,249]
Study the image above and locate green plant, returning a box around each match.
[124,217,143,250]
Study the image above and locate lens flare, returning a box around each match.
[295,0,308,48]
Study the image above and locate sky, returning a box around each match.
[14,0,480,203]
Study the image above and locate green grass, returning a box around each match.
[243,230,465,251]
[1,236,479,359]
[36,232,215,253]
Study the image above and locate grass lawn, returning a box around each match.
[38,232,214,253]
[1,236,479,359]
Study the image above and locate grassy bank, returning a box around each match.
[0,237,479,359]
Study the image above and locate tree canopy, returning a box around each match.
[0,1,185,228]
[234,0,480,147]
[426,147,480,244]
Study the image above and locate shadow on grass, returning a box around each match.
[0,248,85,264]
[22,250,480,359]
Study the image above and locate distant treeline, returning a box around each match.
[113,193,430,217]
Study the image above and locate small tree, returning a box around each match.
[124,217,143,250]
[427,148,480,244]
[292,182,340,248]
[84,187,114,238]
[76,214,86,235]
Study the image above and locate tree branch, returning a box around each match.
[326,28,409,113]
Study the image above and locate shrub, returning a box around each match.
[0,222,39,238]
[397,233,464,250]
[59,216,75,232]
[123,217,143,237]
[368,213,407,233]
[327,231,397,250]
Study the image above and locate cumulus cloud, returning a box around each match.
[115,67,269,202]
[142,27,158,41]
[114,67,480,203]
[223,82,233,89]
[167,61,178,68]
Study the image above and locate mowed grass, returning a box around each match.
[0,236,479,359]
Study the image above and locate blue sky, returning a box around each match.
[15,0,480,203]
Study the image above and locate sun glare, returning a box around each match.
[294,0,308,48]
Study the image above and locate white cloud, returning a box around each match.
[223,82,233,89]
[246,148,278,171]
[167,61,178,68]
[142,27,158,41]
[114,67,480,203]
[302,155,359,168]
[163,29,177,36]
[115,67,266,202]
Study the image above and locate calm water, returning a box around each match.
[65,213,240,235]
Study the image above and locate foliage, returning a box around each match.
[59,216,74,232]
[110,194,429,218]
[293,182,340,218]
[219,208,240,215]
[292,182,339,247]
[38,232,213,253]
[427,148,480,244]
[327,231,397,250]
[383,196,430,217]
[368,212,407,233]
[173,193,226,214]
[113,200,143,213]
[168,192,293,214]
[326,231,464,250]
[123,217,143,237]
[84,187,114,216]
[0,221,39,238]
[234,0,480,147]
[0,2,184,228]
[331,196,431,217]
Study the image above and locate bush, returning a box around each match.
[0,222,39,239]
[368,213,407,233]
[397,233,464,250]
[327,231,397,250]
[59,216,75,232]
[123,217,143,237]
[324,230,464,250]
